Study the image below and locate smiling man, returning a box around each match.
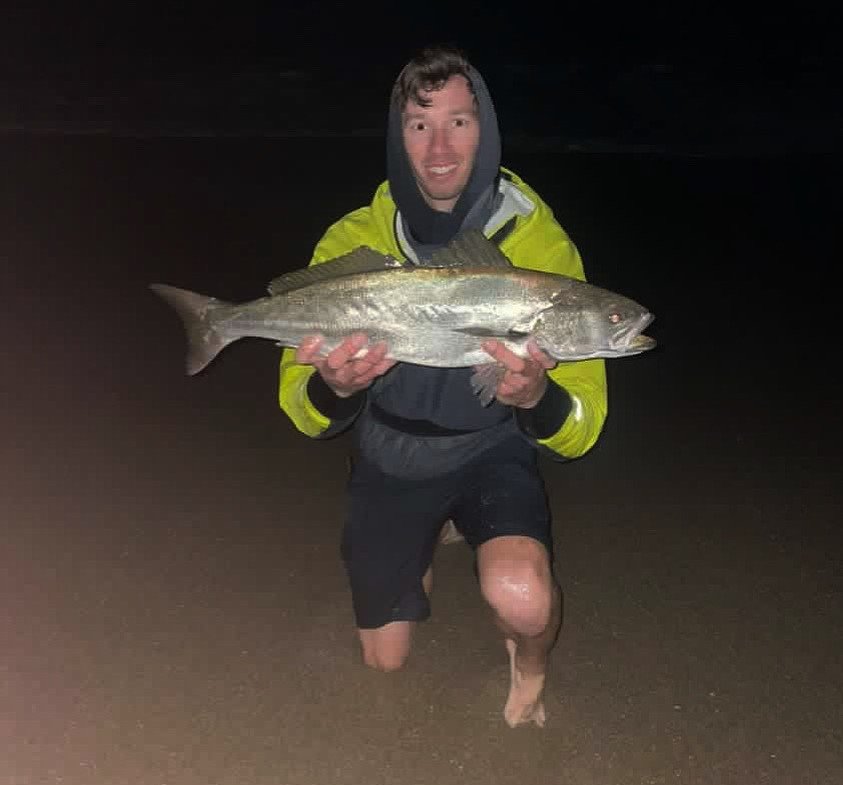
[401,74,480,211]
[278,46,608,727]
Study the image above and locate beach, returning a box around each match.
[2,134,840,784]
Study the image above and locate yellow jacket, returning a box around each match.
[279,168,607,460]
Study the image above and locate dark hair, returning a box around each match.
[390,45,476,110]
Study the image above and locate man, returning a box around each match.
[279,46,607,727]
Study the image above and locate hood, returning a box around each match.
[386,65,502,252]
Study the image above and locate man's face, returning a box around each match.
[401,75,480,213]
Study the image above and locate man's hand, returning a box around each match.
[296,333,395,398]
[480,339,556,408]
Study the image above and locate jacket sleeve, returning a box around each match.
[278,211,372,438]
[502,200,608,461]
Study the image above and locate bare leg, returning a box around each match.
[499,582,561,727]
[358,565,434,672]
[477,536,562,728]
[422,564,433,596]
[358,621,414,672]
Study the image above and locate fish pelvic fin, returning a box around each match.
[470,363,506,407]
[149,283,232,375]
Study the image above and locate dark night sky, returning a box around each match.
[2,3,836,79]
[1,3,838,153]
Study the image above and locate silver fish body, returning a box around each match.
[151,230,655,389]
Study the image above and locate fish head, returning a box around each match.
[534,285,656,361]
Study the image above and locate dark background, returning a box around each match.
[2,4,840,152]
[2,5,841,784]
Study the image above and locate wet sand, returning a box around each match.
[2,136,841,784]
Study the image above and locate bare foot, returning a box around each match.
[503,638,547,728]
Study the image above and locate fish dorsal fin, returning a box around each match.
[268,246,405,295]
[427,228,514,269]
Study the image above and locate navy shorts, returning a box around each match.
[340,433,552,630]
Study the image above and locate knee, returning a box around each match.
[480,558,556,638]
[359,625,412,672]
[363,647,409,673]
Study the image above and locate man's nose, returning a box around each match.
[428,125,453,153]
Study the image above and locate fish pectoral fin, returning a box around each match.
[454,326,530,338]
[454,326,506,337]
[470,363,506,407]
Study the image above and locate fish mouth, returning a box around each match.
[613,312,656,354]
[628,333,657,352]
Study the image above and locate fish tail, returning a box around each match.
[149,283,233,375]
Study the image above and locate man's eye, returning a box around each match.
[453,118,468,128]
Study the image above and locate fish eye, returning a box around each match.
[608,312,623,324]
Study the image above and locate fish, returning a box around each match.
[150,229,656,404]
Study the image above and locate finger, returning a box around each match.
[327,333,369,370]
[351,353,395,384]
[345,348,386,380]
[527,340,556,370]
[358,340,389,366]
[342,332,370,353]
[296,335,324,364]
[481,339,525,372]
[372,358,397,376]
